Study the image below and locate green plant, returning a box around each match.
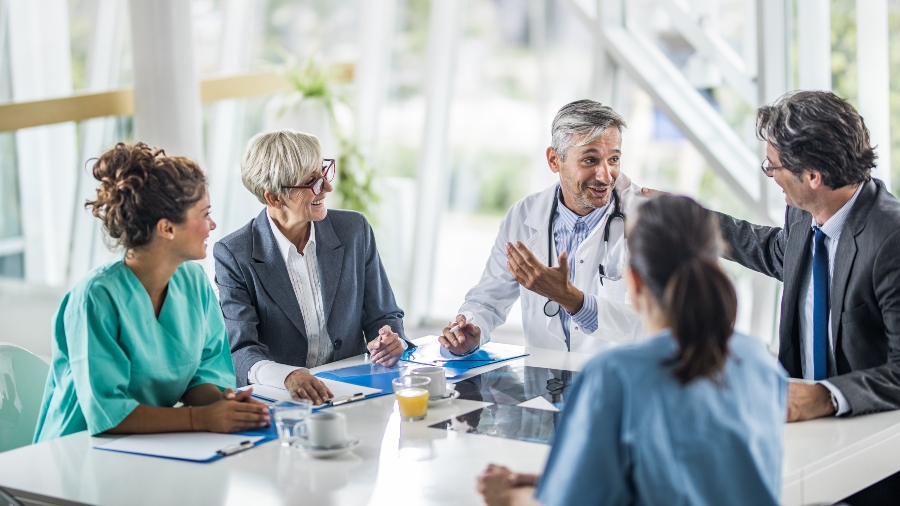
[280,57,380,217]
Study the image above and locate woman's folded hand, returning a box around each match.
[196,397,271,433]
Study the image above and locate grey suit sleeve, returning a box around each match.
[828,229,900,414]
[213,241,271,387]
[715,210,788,282]
[358,218,411,349]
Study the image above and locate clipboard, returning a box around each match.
[93,423,278,463]
[242,377,388,408]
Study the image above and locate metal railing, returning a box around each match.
[0,64,353,133]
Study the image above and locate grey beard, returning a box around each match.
[573,179,616,209]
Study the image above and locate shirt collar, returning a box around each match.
[554,186,609,233]
[811,181,865,241]
[266,211,316,263]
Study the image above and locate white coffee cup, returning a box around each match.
[306,412,348,448]
[411,366,447,400]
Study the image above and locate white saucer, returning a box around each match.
[428,388,460,407]
[294,437,361,458]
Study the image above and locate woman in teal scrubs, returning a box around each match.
[34,143,271,443]
[477,196,787,506]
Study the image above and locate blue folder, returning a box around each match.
[312,341,528,389]
[401,342,528,375]
[237,424,279,447]
[315,363,402,393]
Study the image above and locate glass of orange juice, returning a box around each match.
[392,376,431,421]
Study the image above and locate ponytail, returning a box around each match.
[662,257,737,384]
[627,194,738,385]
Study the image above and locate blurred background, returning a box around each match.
[1,0,898,357]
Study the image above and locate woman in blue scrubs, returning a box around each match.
[478,195,787,506]
[34,143,270,442]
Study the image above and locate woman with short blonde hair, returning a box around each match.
[215,129,411,405]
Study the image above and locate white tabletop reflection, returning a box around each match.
[1,337,899,505]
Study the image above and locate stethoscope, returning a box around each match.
[543,187,626,317]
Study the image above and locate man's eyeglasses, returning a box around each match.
[760,158,785,177]
[282,159,336,196]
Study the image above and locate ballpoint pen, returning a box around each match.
[432,358,491,362]
[328,392,366,406]
[449,316,469,334]
[216,440,254,456]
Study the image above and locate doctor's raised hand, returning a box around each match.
[440,314,482,356]
[506,241,584,315]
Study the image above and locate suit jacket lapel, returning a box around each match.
[315,215,344,325]
[780,210,813,376]
[250,210,307,337]
[830,236,857,372]
[830,180,875,371]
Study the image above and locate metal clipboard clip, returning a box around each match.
[327,392,366,406]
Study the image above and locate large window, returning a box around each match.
[1,0,898,346]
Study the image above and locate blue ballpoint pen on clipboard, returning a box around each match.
[432,358,493,363]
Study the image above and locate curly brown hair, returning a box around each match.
[85,142,207,250]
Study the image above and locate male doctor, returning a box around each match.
[440,100,647,355]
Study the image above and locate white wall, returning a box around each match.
[0,279,64,361]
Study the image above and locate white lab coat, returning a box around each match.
[459,174,646,354]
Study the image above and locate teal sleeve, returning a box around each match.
[68,285,140,436]
[188,276,237,391]
[536,360,632,506]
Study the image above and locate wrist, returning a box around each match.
[558,286,584,315]
[815,384,837,417]
[284,368,307,389]
[192,405,208,431]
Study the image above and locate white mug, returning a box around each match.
[411,366,447,400]
[306,412,348,448]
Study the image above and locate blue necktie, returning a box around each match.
[812,228,829,381]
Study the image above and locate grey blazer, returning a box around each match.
[214,209,410,386]
[717,179,900,415]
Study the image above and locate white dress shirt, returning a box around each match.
[797,182,864,415]
[552,191,606,340]
[247,214,333,388]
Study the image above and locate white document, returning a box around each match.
[241,378,382,403]
[95,432,265,462]
[517,396,560,412]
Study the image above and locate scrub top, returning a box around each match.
[33,259,236,443]
[536,330,787,506]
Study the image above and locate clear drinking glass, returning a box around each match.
[392,376,431,421]
[273,399,312,447]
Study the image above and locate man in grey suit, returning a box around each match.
[717,91,900,425]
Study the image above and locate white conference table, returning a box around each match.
[2,336,900,506]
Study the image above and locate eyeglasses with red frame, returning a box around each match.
[282,159,336,196]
